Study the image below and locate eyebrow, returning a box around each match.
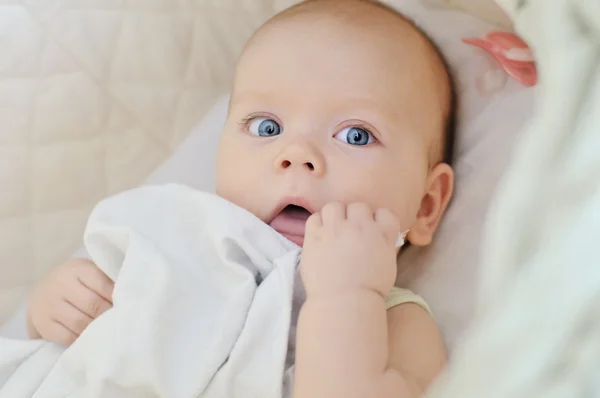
[331,96,403,122]
[229,90,272,109]
[232,90,403,122]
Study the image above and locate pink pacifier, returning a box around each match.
[463,31,538,87]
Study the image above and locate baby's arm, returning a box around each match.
[386,303,447,393]
[295,293,446,397]
[294,202,446,398]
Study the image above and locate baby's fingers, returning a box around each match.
[321,201,346,224]
[375,208,401,243]
[77,264,114,303]
[55,300,94,336]
[66,280,112,320]
[44,320,79,346]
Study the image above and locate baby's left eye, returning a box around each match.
[334,127,376,146]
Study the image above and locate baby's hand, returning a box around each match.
[27,259,114,345]
[300,202,400,297]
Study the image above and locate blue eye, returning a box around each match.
[248,118,282,137]
[334,127,375,146]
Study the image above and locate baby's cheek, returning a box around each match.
[216,136,251,190]
[217,168,252,205]
[346,166,417,226]
[332,166,386,203]
[216,164,268,220]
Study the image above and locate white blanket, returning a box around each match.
[0,184,300,398]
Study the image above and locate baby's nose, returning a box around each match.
[275,143,325,176]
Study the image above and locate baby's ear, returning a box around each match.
[408,163,454,247]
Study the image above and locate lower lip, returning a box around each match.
[280,233,304,247]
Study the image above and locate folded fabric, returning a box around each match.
[0,184,300,398]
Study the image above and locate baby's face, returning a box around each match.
[216,7,452,247]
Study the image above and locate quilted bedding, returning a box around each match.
[0,0,278,323]
[0,0,510,324]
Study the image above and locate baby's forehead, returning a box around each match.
[234,0,451,161]
[254,1,429,55]
[245,1,447,88]
[240,3,442,92]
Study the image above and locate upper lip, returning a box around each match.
[268,196,317,223]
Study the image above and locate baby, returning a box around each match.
[25,0,456,396]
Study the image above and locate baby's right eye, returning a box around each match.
[248,118,282,137]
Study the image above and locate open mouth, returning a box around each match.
[269,204,312,246]
[281,204,312,219]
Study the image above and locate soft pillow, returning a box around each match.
[439,0,512,28]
